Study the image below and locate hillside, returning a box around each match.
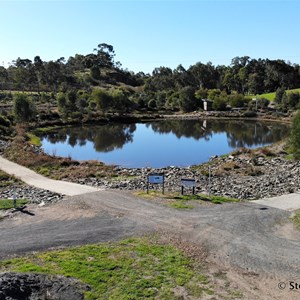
[258,88,300,101]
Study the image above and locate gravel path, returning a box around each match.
[0,156,101,196]
[0,190,299,279]
[252,192,300,211]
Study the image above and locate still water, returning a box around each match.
[38,119,290,168]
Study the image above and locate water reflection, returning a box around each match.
[38,119,290,167]
[41,124,136,152]
[149,119,289,148]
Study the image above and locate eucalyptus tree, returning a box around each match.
[33,56,45,93]
[95,43,115,68]
[0,66,9,90]
[10,58,36,91]
[43,59,65,93]
[188,62,219,89]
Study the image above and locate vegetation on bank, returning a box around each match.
[3,125,117,180]
[0,237,226,299]
[0,170,20,187]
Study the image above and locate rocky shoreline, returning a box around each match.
[73,153,300,200]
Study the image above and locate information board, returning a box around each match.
[181,178,196,187]
[147,173,165,194]
[148,174,164,184]
[181,178,196,195]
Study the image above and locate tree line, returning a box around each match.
[1,44,300,97]
[1,44,300,119]
[0,43,143,93]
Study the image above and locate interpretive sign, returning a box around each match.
[181,178,196,195]
[148,174,164,184]
[181,179,196,187]
[147,173,165,194]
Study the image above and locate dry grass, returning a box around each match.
[4,125,116,181]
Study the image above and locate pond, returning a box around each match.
[38,119,290,168]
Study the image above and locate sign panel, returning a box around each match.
[148,174,164,184]
[181,178,196,187]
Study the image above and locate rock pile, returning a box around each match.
[0,185,63,204]
[0,272,89,300]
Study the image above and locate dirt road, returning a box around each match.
[1,190,299,278]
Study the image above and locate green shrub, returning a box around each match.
[212,97,227,111]
[13,93,36,122]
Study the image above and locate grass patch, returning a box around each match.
[27,133,42,146]
[169,201,194,209]
[134,190,164,199]
[32,125,63,134]
[174,194,239,204]
[291,210,300,229]
[110,175,138,181]
[0,237,213,299]
[135,191,239,209]
[0,199,28,210]
[256,88,300,102]
[257,92,276,101]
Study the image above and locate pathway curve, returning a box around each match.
[0,156,101,196]
[251,193,300,211]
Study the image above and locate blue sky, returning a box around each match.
[1,0,300,73]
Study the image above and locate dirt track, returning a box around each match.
[1,190,299,283]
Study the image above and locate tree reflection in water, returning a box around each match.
[38,120,289,166]
[149,119,289,148]
[39,123,136,152]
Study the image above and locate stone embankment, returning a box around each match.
[75,155,300,200]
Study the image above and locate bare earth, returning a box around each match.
[0,190,300,299]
